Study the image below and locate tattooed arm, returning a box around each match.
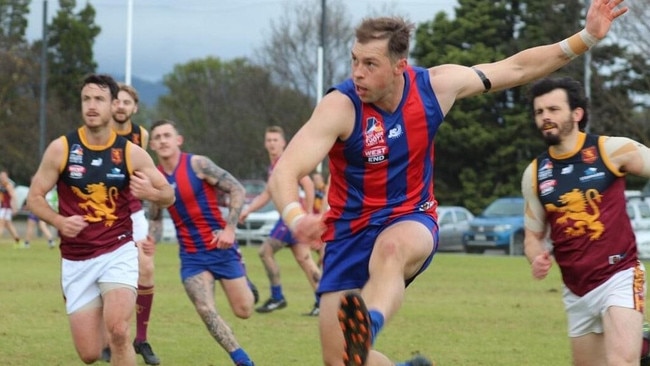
[148,202,164,243]
[191,155,245,248]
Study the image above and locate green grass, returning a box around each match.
[0,239,575,365]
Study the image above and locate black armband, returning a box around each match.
[472,67,492,94]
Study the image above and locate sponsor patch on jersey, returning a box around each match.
[111,148,123,165]
[363,116,388,164]
[581,146,598,164]
[68,165,85,179]
[69,144,84,164]
[388,124,403,139]
[561,164,573,175]
[107,167,126,180]
[579,167,605,182]
[538,158,553,180]
[539,179,556,196]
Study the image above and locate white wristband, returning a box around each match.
[579,29,599,48]
[281,201,307,231]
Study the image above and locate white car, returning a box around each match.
[236,201,279,245]
[627,196,650,259]
[628,197,650,231]
[160,210,177,243]
[14,185,29,213]
[436,205,475,252]
[636,230,650,260]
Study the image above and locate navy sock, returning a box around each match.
[368,309,384,345]
[271,285,283,300]
[229,348,251,365]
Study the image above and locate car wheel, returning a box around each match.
[464,246,484,254]
[506,232,525,256]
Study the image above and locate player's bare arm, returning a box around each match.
[191,155,245,229]
[269,93,350,243]
[521,164,551,263]
[27,138,65,226]
[432,0,627,106]
[241,189,271,221]
[270,91,352,213]
[129,143,175,207]
[603,136,650,178]
[141,128,150,150]
[298,175,315,213]
[27,137,89,237]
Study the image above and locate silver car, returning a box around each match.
[436,205,475,252]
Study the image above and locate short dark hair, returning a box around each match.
[81,74,119,100]
[151,119,179,134]
[528,77,589,131]
[265,125,286,140]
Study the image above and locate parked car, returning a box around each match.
[636,230,650,260]
[436,205,474,252]
[627,196,650,231]
[236,201,279,245]
[160,209,177,243]
[463,196,525,255]
[626,195,650,260]
[13,185,29,215]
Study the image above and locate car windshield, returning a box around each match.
[482,199,523,217]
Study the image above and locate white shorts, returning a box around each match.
[564,262,646,337]
[61,242,139,314]
[0,208,12,220]
[131,209,148,242]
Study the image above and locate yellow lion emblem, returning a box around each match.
[544,188,604,240]
[71,183,119,227]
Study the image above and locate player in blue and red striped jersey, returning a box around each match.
[148,119,255,366]
[239,126,320,316]
[268,3,627,365]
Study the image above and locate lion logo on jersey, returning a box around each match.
[544,188,604,240]
[71,183,119,226]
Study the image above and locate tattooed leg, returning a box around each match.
[183,271,241,352]
[258,238,286,286]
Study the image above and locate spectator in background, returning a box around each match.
[0,169,21,248]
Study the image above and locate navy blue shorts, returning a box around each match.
[179,246,246,282]
[317,213,438,295]
[269,219,296,246]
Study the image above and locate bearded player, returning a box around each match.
[110,83,159,365]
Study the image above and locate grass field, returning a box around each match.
[1,238,577,365]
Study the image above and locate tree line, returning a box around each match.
[1,0,648,213]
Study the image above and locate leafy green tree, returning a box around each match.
[412,0,529,212]
[158,57,313,179]
[0,1,39,183]
[47,0,99,111]
[0,0,29,49]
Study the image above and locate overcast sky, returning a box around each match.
[26,0,456,82]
